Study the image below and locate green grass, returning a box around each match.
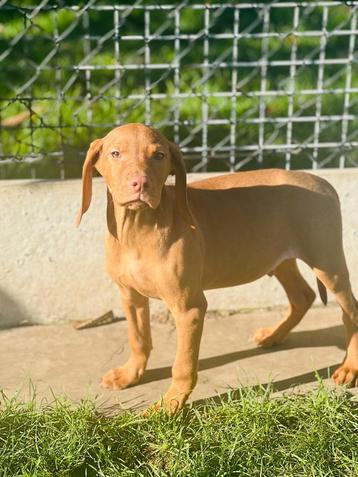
[0,384,357,476]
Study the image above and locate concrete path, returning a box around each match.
[1,305,356,410]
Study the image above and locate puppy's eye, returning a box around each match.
[154,151,165,160]
[110,150,121,159]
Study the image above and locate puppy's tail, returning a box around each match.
[316,278,327,306]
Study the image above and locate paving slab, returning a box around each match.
[0,305,355,410]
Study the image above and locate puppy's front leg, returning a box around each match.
[157,293,207,414]
[101,286,151,390]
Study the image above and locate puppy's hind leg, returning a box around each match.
[253,259,316,347]
[313,264,358,386]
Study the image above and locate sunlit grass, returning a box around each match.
[0,383,357,476]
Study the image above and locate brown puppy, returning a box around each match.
[77,123,358,413]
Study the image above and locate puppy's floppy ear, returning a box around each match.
[76,138,103,227]
[168,141,196,229]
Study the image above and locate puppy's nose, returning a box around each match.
[130,176,148,193]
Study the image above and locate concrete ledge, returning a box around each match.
[1,169,358,326]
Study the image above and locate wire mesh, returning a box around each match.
[0,1,357,179]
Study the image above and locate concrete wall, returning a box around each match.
[1,170,357,326]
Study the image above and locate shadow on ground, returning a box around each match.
[0,287,32,329]
[192,363,342,407]
[141,324,345,386]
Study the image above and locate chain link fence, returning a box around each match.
[0,1,357,179]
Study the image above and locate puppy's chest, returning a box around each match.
[107,249,162,299]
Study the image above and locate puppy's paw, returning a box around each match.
[142,400,165,417]
[332,362,358,387]
[100,366,140,390]
[252,327,286,348]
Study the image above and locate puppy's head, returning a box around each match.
[76,123,193,227]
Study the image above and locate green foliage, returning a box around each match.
[0,4,357,178]
[0,384,357,476]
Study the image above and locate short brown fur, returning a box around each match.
[77,123,358,413]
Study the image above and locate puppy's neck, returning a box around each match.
[106,187,172,246]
